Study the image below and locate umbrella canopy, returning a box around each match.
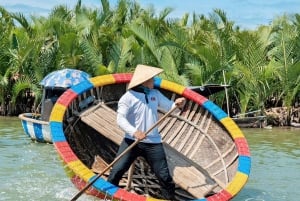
[40,68,90,88]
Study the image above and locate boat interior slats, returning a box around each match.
[165,101,193,145]
[164,143,217,198]
[204,143,236,170]
[159,114,178,138]
[79,102,219,198]
[157,99,237,190]
[177,105,202,152]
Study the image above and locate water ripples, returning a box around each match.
[1,118,299,201]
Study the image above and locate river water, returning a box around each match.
[0,117,299,201]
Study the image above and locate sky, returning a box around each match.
[1,0,299,30]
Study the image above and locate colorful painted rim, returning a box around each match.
[49,73,251,201]
[19,113,52,143]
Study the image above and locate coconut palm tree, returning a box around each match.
[5,12,44,114]
[178,9,239,110]
[267,15,300,124]
[0,6,14,114]
[128,22,189,85]
[230,27,273,115]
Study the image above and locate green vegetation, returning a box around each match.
[0,0,299,124]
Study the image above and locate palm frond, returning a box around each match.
[10,12,33,36]
[129,23,159,61]
[109,37,134,73]
[80,39,103,69]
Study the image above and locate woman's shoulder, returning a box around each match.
[150,88,164,95]
[122,90,143,100]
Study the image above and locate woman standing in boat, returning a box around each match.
[107,64,185,200]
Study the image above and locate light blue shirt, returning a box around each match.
[117,89,175,143]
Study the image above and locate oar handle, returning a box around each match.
[70,106,178,201]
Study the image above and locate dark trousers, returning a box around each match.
[107,138,175,199]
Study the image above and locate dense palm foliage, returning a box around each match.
[0,0,299,124]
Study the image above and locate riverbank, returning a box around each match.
[265,107,300,127]
[3,104,300,128]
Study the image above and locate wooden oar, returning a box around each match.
[70,106,178,201]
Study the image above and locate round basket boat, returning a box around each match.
[49,73,251,201]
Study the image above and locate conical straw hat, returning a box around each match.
[127,64,163,89]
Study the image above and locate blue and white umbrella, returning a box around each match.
[40,68,90,88]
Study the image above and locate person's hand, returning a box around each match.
[133,130,146,140]
[175,97,186,109]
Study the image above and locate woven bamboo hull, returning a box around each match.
[18,113,52,143]
[49,73,251,201]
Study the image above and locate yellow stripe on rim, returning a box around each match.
[220,117,245,139]
[68,160,95,182]
[160,79,185,95]
[90,74,116,87]
[49,103,67,122]
[225,171,249,196]
[146,196,163,201]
